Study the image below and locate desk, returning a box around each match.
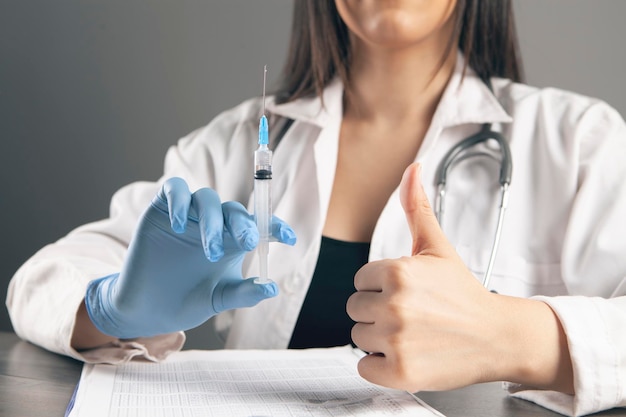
[0,331,82,416]
[1,331,624,417]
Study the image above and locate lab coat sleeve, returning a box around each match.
[507,296,626,416]
[506,102,626,416]
[6,101,255,364]
[6,181,186,364]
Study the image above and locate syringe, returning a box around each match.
[254,65,272,284]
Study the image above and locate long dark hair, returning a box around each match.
[275,0,523,104]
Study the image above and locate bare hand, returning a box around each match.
[347,163,573,393]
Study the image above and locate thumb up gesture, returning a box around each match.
[346,163,573,393]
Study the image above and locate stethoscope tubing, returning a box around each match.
[434,123,512,289]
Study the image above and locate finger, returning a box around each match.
[357,353,392,389]
[158,177,192,233]
[270,215,297,245]
[212,277,278,313]
[191,188,224,261]
[350,322,382,354]
[353,261,386,292]
[346,291,379,323]
[222,201,258,251]
[400,163,454,257]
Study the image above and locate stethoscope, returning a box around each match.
[272,88,513,290]
[434,122,512,290]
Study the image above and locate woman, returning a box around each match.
[8,1,626,415]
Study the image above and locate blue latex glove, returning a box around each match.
[85,177,296,339]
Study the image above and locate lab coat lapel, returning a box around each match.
[419,53,513,160]
[370,54,513,262]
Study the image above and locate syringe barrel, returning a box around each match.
[254,145,272,244]
[254,145,272,180]
[254,178,272,241]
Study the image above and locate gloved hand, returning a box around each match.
[85,177,296,339]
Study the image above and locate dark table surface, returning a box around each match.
[1,331,624,417]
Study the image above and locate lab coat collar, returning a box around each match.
[266,51,513,129]
[434,52,513,127]
[265,78,343,128]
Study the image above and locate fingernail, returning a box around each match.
[173,216,186,233]
[207,240,224,262]
[242,230,258,251]
[280,228,297,245]
[263,282,279,297]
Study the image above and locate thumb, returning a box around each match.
[400,163,454,257]
[212,278,278,313]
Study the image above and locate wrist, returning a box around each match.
[494,295,574,393]
[84,273,129,338]
[72,299,117,350]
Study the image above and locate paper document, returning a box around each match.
[68,345,443,416]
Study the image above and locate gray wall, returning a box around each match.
[0,1,293,346]
[514,1,626,112]
[2,1,625,348]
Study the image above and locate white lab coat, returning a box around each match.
[7,56,626,416]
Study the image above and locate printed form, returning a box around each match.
[68,345,444,416]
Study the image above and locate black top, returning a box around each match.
[288,236,370,349]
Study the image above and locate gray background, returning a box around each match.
[1,1,625,349]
